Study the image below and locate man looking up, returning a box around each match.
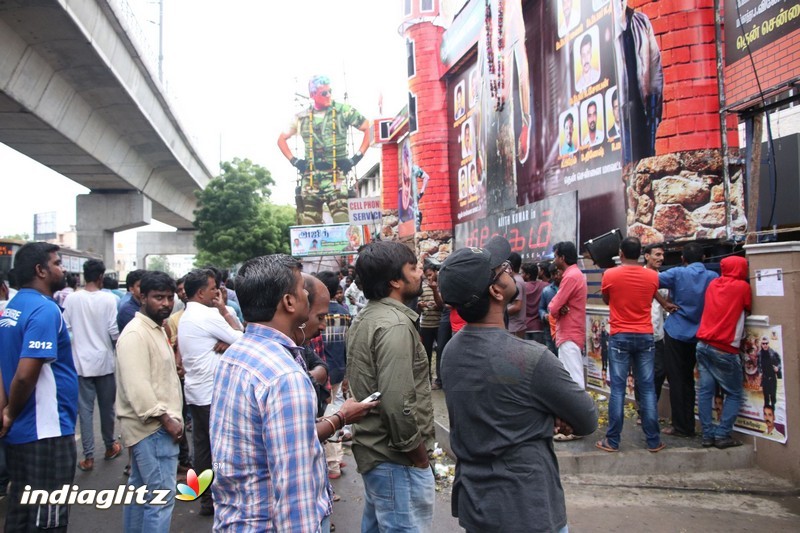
[346,242,436,533]
[178,268,243,516]
[659,242,717,437]
[597,237,665,453]
[210,255,375,531]
[278,74,370,224]
[63,258,122,471]
[0,242,78,531]
[438,236,597,532]
[548,242,588,390]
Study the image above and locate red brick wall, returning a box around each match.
[381,142,399,210]
[407,22,452,232]
[631,0,738,153]
[724,29,800,108]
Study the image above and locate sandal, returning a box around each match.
[647,442,667,453]
[595,438,619,453]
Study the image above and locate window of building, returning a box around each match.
[420,0,434,13]
[407,39,416,78]
[408,92,418,134]
[404,0,412,16]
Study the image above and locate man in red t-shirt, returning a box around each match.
[597,237,665,453]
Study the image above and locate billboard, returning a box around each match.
[290,224,363,257]
[448,0,744,247]
[398,137,418,238]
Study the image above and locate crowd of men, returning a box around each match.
[0,232,758,532]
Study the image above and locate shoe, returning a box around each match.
[332,492,341,502]
[104,441,122,460]
[78,458,94,471]
[701,436,715,448]
[661,427,694,438]
[328,470,341,480]
[647,442,667,453]
[595,438,618,453]
[553,433,581,441]
[714,437,743,449]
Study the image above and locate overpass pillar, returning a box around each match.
[77,192,152,265]
[136,230,197,271]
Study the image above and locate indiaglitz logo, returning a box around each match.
[176,468,214,501]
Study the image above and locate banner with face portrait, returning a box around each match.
[398,138,418,238]
[447,0,741,249]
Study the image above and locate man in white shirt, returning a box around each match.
[62,259,122,471]
[178,268,243,515]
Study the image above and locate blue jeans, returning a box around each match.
[78,374,117,458]
[123,427,179,533]
[606,333,660,449]
[696,342,744,439]
[361,462,435,533]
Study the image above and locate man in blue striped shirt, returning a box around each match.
[210,255,376,532]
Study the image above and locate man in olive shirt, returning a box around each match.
[346,241,435,533]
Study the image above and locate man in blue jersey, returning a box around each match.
[0,242,79,531]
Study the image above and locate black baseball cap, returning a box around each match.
[438,236,512,308]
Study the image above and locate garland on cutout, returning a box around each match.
[485,0,505,112]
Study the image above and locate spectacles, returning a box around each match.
[490,261,513,285]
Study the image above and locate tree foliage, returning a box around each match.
[193,158,295,267]
[146,255,176,277]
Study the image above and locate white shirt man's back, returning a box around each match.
[63,289,120,376]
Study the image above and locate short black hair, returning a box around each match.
[184,268,216,299]
[581,33,592,51]
[620,237,641,260]
[303,274,318,307]
[355,242,417,301]
[237,254,302,323]
[682,242,704,264]
[587,101,597,115]
[103,274,119,290]
[553,241,578,265]
[548,262,560,276]
[564,113,574,127]
[66,273,78,289]
[315,271,340,300]
[14,242,60,287]
[643,242,665,256]
[83,259,106,284]
[126,269,147,291]
[539,262,552,280]
[455,294,491,323]
[521,263,539,278]
[202,265,223,288]
[508,252,522,273]
[140,271,176,296]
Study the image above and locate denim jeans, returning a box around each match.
[606,333,660,449]
[124,427,179,533]
[78,374,117,459]
[361,462,435,533]
[696,342,744,439]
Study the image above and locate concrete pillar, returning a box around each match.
[136,230,196,271]
[744,241,800,482]
[77,192,152,265]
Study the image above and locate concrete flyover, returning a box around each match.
[0,0,213,262]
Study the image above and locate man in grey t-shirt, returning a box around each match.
[439,236,598,533]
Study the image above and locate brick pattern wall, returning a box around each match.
[406,22,452,232]
[724,29,800,108]
[632,0,739,153]
[381,143,399,211]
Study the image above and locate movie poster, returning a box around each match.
[734,325,787,443]
[398,138,418,238]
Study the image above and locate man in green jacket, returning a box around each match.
[346,241,435,532]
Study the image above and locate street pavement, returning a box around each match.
[1,399,799,532]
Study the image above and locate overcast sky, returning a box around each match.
[0,0,417,244]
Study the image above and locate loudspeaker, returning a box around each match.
[584,229,622,268]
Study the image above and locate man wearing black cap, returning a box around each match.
[438,235,598,533]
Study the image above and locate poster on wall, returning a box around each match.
[449,0,742,248]
[398,138,418,238]
[734,324,787,443]
[454,191,578,262]
[290,224,363,257]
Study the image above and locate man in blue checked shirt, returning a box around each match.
[210,254,375,532]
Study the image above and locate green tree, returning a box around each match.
[146,255,176,277]
[1,233,30,241]
[193,158,294,267]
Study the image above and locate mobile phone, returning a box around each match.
[361,392,382,403]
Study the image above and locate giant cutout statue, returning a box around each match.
[278,75,371,224]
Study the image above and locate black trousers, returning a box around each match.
[420,327,438,377]
[434,320,452,385]
[762,377,777,409]
[664,332,698,435]
[189,404,213,510]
